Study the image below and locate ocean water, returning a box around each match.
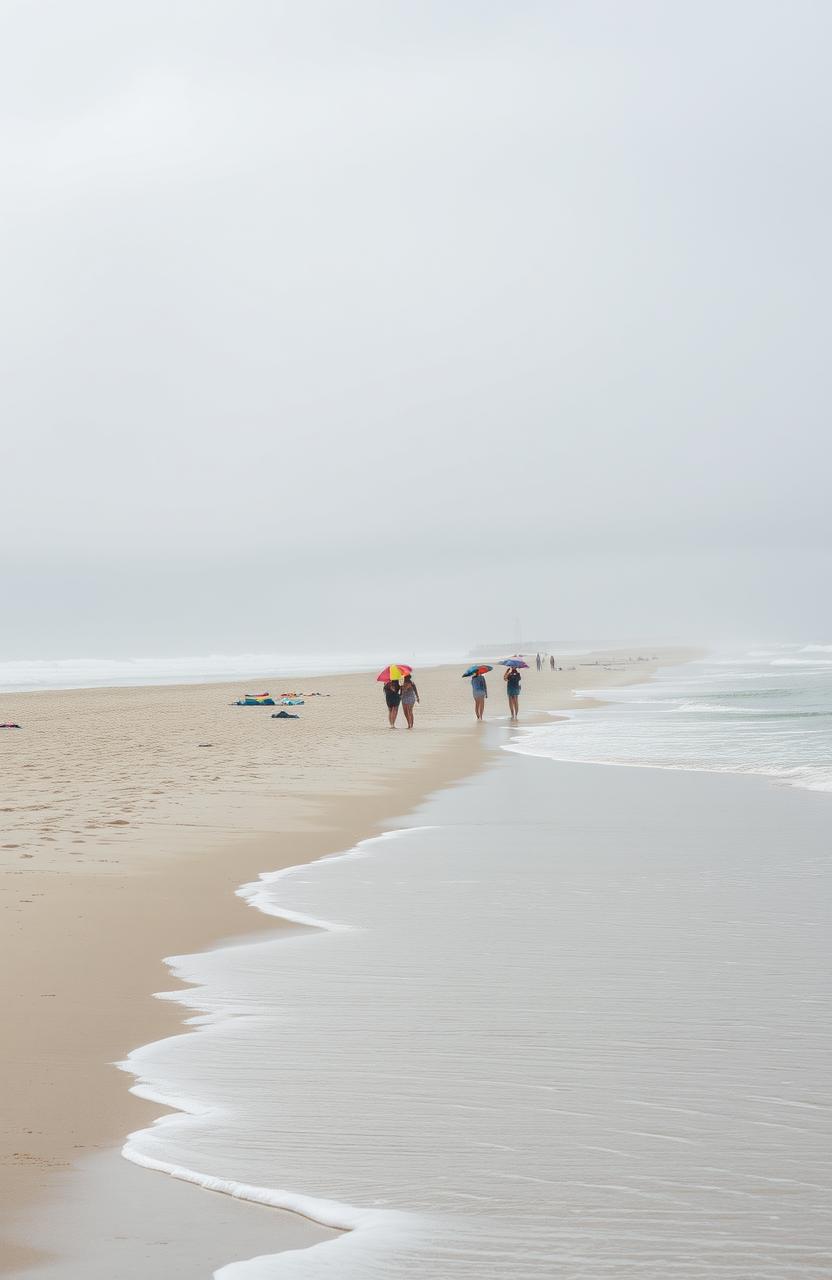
[122,745,832,1278]
[0,651,464,694]
[509,644,832,792]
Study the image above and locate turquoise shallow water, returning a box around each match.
[123,740,832,1278]
[510,645,832,792]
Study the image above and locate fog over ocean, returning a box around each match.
[0,651,466,693]
[3,3,832,1277]
[509,645,832,793]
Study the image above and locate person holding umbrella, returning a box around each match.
[384,678,401,726]
[377,664,411,728]
[463,664,492,720]
[500,658,528,720]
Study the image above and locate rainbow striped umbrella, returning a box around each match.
[376,664,412,683]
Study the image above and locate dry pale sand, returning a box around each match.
[0,650,693,1274]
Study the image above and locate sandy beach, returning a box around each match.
[3,1,827,1273]
[0,650,690,1274]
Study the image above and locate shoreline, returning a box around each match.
[155,753,831,1278]
[1,649,694,1274]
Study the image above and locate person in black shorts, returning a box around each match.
[384,679,402,727]
[504,666,521,720]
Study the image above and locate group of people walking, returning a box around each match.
[383,673,420,728]
[382,664,526,727]
[470,666,522,721]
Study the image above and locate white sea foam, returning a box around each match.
[771,656,832,666]
[121,754,832,1277]
[510,647,832,794]
[674,700,768,713]
[0,651,465,693]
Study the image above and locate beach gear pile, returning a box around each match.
[0,722,21,729]
[233,690,306,715]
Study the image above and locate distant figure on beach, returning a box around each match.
[504,665,521,719]
[400,674,420,729]
[550,655,555,671]
[471,671,488,720]
[536,652,542,671]
[383,678,401,727]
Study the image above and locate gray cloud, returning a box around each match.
[2,1,830,654]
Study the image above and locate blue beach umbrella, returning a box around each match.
[462,664,493,678]
[499,658,529,669]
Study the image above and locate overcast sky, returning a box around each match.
[2,1,830,656]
